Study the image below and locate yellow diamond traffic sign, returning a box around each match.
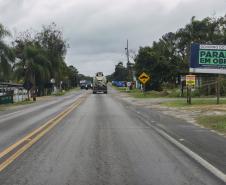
[138,72,150,84]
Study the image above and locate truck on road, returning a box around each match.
[93,72,107,94]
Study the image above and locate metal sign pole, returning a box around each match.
[138,72,150,95]
[186,86,191,104]
[186,75,195,104]
[189,87,192,104]
[216,74,220,104]
[143,83,145,95]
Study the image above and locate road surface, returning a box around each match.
[0,89,224,185]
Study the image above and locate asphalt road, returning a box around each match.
[0,89,224,185]
[0,90,84,152]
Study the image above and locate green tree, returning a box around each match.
[35,23,68,83]
[134,14,226,91]
[134,47,166,90]
[14,32,52,99]
[13,23,72,98]
[14,40,51,100]
[112,62,128,81]
[67,65,79,88]
[0,23,14,81]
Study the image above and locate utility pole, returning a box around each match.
[125,39,133,81]
[125,39,130,64]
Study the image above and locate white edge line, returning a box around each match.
[137,112,226,183]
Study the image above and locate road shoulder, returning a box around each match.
[112,89,226,175]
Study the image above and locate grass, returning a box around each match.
[162,98,226,107]
[0,87,80,111]
[53,91,66,96]
[114,85,226,107]
[66,87,80,93]
[113,86,179,98]
[113,85,226,134]
[52,87,80,96]
[13,100,34,106]
[197,115,226,134]
[0,100,33,111]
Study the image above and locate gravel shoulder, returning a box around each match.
[115,91,226,136]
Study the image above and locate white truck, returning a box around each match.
[93,72,107,94]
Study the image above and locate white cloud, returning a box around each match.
[0,0,225,75]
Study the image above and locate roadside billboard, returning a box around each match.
[190,43,226,74]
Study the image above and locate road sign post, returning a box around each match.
[138,72,150,94]
[186,75,196,104]
[216,75,220,104]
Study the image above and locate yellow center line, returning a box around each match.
[0,100,78,159]
[0,94,88,172]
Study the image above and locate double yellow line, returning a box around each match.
[0,94,87,172]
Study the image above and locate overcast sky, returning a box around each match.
[0,0,226,76]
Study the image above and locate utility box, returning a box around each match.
[0,94,13,104]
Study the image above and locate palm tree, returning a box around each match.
[14,44,51,100]
[0,23,14,81]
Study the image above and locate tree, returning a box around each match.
[112,62,129,81]
[134,47,166,90]
[35,23,68,83]
[134,14,226,91]
[67,65,79,88]
[14,43,51,100]
[13,23,74,98]
[0,23,14,81]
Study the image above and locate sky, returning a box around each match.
[0,0,226,76]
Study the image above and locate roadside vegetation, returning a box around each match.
[0,22,91,103]
[114,86,180,98]
[162,99,226,107]
[109,14,226,99]
[197,115,226,134]
[53,87,80,96]
[0,99,34,111]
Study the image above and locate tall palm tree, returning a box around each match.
[0,23,14,81]
[14,44,51,100]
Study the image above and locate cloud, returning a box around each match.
[0,0,225,75]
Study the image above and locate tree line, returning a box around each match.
[0,22,80,99]
[110,14,226,91]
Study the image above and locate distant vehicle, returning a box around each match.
[93,72,107,94]
[112,81,126,87]
[85,81,93,90]
[80,80,93,90]
[79,80,87,89]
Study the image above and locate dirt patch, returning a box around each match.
[115,92,226,127]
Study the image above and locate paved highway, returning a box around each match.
[0,89,224,185]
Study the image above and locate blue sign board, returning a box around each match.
[190,43,226,74]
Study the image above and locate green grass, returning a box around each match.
[131,90,169,98]
[66,87,80,93]
[113,86,180,98]
[52,87,80,96]
[13,100,34,106]
[197,115,226,134]
[113,85,226,106]
[162,98,226,107]
[0,100,33,111]
[53,91,66,96]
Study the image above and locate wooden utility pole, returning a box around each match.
[125,39,133,81]
[125,39,129,64]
